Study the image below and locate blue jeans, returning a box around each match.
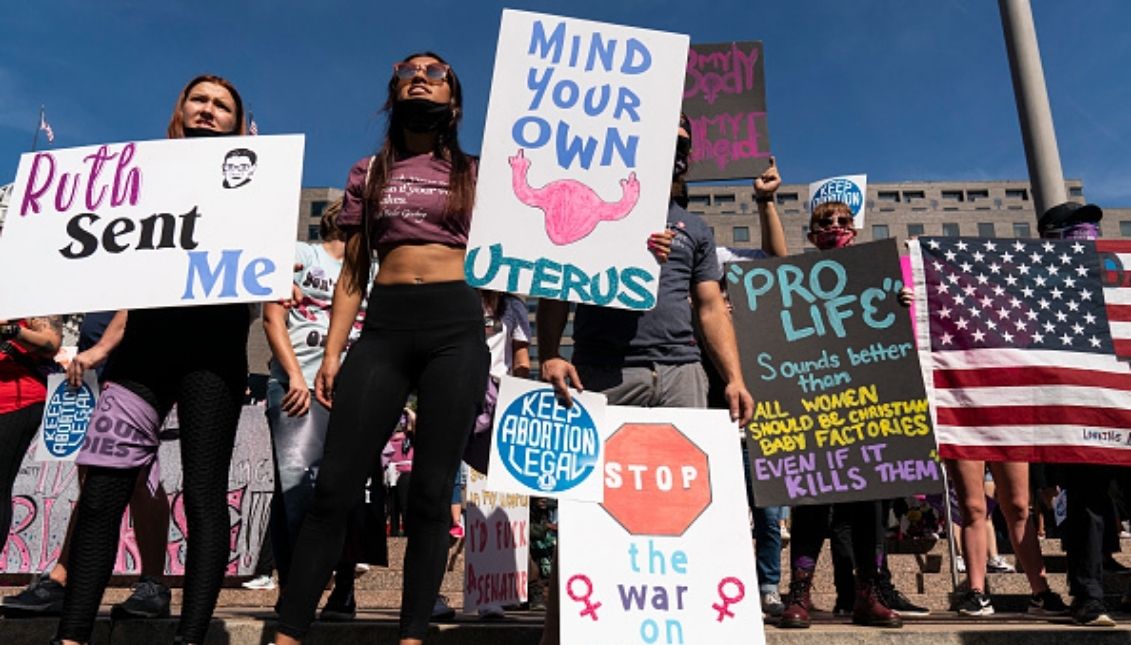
[753,505,783,591]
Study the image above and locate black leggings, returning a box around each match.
[790,501,883,578]
[277,281,488,641]
[0,403,44,552]
[56,370,243,644]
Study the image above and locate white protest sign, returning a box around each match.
[463,467,530,612]
[808,174,867,229]
[559,407,763,645]
[0,135,304,319]
[465,10,689,311]
[487,375,608,502]
[36,371,99,462]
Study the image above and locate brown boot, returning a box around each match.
[853,574,903,628]
[778,569,814,629]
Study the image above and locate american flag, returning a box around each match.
[248,112,258,136]
[39,109,54,143]
[911,237,1131,465]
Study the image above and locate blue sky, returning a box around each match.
[2,1,1128,208]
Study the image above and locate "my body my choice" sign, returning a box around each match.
[465,10,689,311]
[0,135,304,319]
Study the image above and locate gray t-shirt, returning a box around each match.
[572,202,723,366]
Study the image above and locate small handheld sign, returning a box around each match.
[37,371,99,461]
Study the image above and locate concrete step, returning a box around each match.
[6,611,1131,645]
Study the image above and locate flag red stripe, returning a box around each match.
[933,366,1131,391]
[936,405,1131,428]
[1106,304,1131,323]
[1115,339,1131,357]
[1096,241,1131,253]
[939,443,1131,465]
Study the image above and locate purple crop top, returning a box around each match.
[338,153,471,247]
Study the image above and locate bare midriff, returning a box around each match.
[374,243,466,285]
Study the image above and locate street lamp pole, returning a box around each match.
[998,0,1066,218]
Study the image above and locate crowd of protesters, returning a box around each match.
[0,48,1127,645]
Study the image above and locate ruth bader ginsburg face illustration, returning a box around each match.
[222,147,257,189]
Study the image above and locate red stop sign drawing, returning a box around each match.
[600,423,712,536]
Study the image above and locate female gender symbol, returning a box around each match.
[711,577,746,622]
[566,574,602,621]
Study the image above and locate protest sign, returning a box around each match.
[809,174,867,229]
[464,467,529,612]
[0,135,304,319]
[36,371,98,462]
[725,240,941,506]
[487,375,608,502]
[465,10,689,311]
[682,41,771,181]
[559,407,763,645]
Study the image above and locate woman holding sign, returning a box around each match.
[54,75,251,645]
[0,317,62,553]
[273,52,488,645]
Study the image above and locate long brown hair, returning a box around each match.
[166,74,247,139]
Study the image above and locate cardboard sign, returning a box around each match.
[465,10,689,311]
[559,407,763,645]
[486,375,608,502]
[0,135,305,319]
[464,467,530,612]
[36,371,99,462]
[808,174,867,229]
[682,41,771,181]
[725,240,942,506]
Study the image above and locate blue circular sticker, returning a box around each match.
[42,379,96,458]
[495,388,600,492]
[810,178,864,218]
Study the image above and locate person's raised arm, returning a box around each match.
[536,298,581,405]
[66,310,126,386]
[693,280,754,425]
[313,231,367,408]
[755,156,787,257]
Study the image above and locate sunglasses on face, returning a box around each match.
[811,215,854,230]
[393,62,450,84]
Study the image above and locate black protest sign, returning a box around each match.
[725,240,942,506]
[682,41,771,181]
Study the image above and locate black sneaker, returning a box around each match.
[1072,598,1116,627]
[319,590,357,622]
[432,594,456,621]
[111,576,171,619]
[2,574,65,615]
[1028,589,1069,616]
[955,589,994,617]
[877,575,930,617]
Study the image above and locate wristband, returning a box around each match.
[754,194,774,204]
[0,323,19,340]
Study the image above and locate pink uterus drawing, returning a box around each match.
[509,148,640,246]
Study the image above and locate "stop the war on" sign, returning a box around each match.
[559,406,764,645]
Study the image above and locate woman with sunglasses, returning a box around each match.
[274,52,487,645]
[54,74,251,645]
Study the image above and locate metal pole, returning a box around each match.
[998,0,1067,218]
[941,464,960,591]
[30,106,42,153]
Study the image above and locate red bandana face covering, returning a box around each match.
[811,228,856,250]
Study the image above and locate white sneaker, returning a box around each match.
[354,563,371,576]
[987,556,1015,573]
[241,574,276,590]
[955,555,967,573]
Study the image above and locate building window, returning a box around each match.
[877,191,901,203]
[777,192,799,203]
[907,223,925,237]
[715,194,736,204]
[719,210,737,216]
[740,202,749,213]
[311,200,329,217]
[872,224,890,239]
[733,226,750,243]
[1013,222,1031,238]
[941,190,964,202]
[903,190,926,202]
[688,195,710,207]
[977,222,996,237]
[1005,188,1028,201]
[1069,186,1084,197]
[802,225,810,237]
[880,207,895,212]
[942,223,960,236]
[307,224,320,240]
[967,189,989,202]
[709,226,715,238]
[689,210,706,217]
[1120,221,1131,237]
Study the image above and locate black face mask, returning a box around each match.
[183,126,230,138]
[393,98,453,133]
[673,135,692,178]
